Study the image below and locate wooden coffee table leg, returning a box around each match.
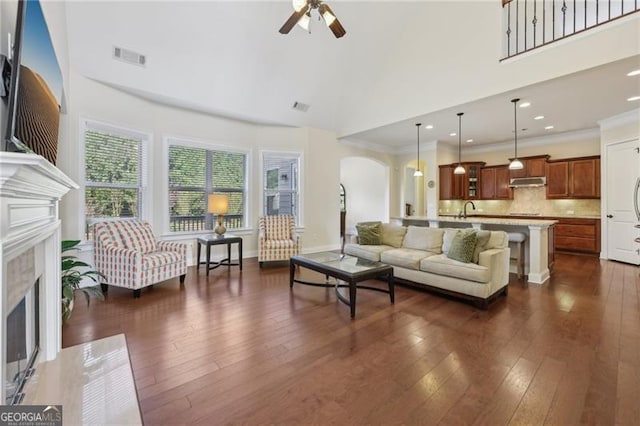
[388,270,395,304]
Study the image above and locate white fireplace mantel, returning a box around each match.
[1,151,78,404]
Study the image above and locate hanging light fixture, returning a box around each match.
[413,123,423,177]
[454,112,465,175]
[509,98,524,170]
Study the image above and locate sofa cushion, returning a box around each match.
[344,244,391,262]
[356,222,382,245]
[487,231,508,249]
[381,248,436,270]
[472,230,492,264]
[142,251,183,271]
[446,230,477,263]
[380,223,407,248]
[420,254,491,283]
[402,226,444,253]
[441,228,460,254]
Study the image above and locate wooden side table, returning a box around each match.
[196,234,243,275]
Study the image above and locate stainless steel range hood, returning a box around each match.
[509,177,546,187]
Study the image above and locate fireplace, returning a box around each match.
[5,279,39,404]
[0,152,77,404]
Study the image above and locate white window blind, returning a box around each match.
[84,122,147,239]
[168,142,246,232]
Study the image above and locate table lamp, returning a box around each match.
[208,194,229,236]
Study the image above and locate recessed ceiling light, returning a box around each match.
[534,115,544,120]
[627,69,640,77]
[519,102,531,108]
[449,132,457,137]
[466,139,473,143]
[425,124,434,129]
[627,96,640,102]
[545,125,554,130]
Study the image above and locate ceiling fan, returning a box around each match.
[279,0,346,38]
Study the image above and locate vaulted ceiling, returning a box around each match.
[64,1,640,151]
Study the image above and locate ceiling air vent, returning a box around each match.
[113,46,146,67]
[292,101,310,112]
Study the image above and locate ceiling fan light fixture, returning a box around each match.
[297,12,311,31]
[280,0,345,38]
[292,0,308,12]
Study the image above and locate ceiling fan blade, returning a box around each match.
[328,17,346,38]
[319,3,346,38]
[279,9,307,34]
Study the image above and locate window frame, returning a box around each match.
[260,150,304,227]
[164,135,250,236]
[80,117,152,240]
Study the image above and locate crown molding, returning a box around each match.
[598,108,640,131]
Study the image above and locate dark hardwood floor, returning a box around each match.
[62,254,640,425]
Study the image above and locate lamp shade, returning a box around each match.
[208,194,229,214]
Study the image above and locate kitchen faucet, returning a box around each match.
[458,200,476,218]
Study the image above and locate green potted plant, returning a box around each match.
[61,240,105,322]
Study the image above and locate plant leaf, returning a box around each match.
[62,240,81,252]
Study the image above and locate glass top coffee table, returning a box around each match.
[289,252,394,319]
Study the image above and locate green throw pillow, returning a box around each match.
[356,223,382,245]
[446,230,478,263]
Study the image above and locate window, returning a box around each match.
[262,152,300,223]
[83,121,147,239]
[168,141,246,233]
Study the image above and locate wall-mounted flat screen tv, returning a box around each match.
[3,0,63,165]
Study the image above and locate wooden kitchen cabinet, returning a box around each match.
[554,218,600,255]
[480,165,513,200]
[463,162,484,199]
[439,165,462,200]
[546,156,600,199]
[546,161,569,198]
[570,157,600,198]
[509,155,549,178]
[439,162,484,200]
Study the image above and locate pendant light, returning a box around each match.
[453,112,465,175]
[509,98,524,170]
[413,123,423,177]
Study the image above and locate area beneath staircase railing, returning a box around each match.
[501,0,639,59]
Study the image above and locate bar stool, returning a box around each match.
[508,232,526,280]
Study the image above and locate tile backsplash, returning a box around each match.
[438,187,601,217]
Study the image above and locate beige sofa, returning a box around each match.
[344,224,510,308]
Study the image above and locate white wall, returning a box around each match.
[340,3,640,137]
[339,157,389,233]
[58,69,342,261]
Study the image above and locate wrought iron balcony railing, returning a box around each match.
[502,0,639,58]
[85,214,245,240]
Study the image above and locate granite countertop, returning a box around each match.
[434,213,601,219]
[402,215,558,226]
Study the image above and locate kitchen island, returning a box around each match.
[393,216,557,284]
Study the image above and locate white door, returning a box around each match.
[606,138,640,265]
